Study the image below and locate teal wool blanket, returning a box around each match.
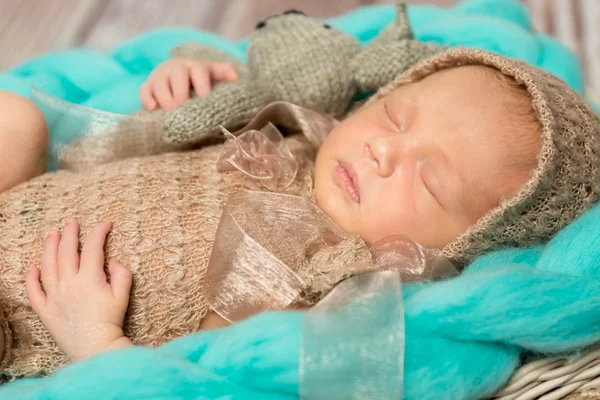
[2,1,600,399]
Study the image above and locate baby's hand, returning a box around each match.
[26,219,133,362]
[140,57,239,111]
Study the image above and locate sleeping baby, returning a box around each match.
[0,43,599,377]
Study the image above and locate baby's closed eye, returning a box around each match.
[384,101,403,132]
[419,163,443,207]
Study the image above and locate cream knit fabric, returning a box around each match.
[0,135,316,378]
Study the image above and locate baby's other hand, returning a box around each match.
[139,57,239,111]
[26,219,133,362]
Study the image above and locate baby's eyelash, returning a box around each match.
[420,166,443,207]
[384,102,401,132]
[420,168,432,194]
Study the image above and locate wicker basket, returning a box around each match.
[492,346,600,399]
[491,88,600,400]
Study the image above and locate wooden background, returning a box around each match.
[0,0,599,95]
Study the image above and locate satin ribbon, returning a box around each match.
[209,101,458,323]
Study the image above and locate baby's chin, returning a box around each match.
[314,185,358,237]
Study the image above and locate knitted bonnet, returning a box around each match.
[365,47,600,266]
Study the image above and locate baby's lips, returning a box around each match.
[342,161,361,199]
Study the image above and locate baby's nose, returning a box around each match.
[364,135,401,178]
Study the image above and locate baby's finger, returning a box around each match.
[210,63,239,82]
[151,78,174,111]
[41,231,59,291]
[57,219,80,277]
[79,221,112,280]
[108,259,132,304]
[26,266,46,313]
[190,66,212,97]
[139,82,157,111]
[169,66,191,108]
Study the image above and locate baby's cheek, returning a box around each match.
[359,199,446,248]
[327,198,360,235]
[359,206,406,244]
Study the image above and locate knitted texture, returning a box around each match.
[162,11,361,145]
[565,388,600,399]
[162,1,442,147]
[350,1,445,93]
[164,80,278,144]
[366,47,600,267]
[49,107,193,171]
[246,12,358,117]
[0,135,316,378]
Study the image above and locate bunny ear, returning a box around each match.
[395,1,413,40]
[366,1,413,47]
[349,1,447,94]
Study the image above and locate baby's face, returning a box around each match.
[314,66,534,249]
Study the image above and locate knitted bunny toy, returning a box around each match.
[162,10,360,145]
[162,1,446,146]
[351,2,445,94]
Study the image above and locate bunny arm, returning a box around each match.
[352,40,446,94]
[162,81,277,145]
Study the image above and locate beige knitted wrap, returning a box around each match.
[0,133,316,378]
[5,46,600,379]
[366,47,600,266]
